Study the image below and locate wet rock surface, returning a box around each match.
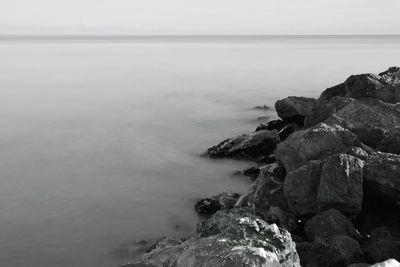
[195,192,241,216]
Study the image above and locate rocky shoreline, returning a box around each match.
[123,67,400,267]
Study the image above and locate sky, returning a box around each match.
[1,0,400,35]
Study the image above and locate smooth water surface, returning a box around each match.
[0,35,400,267]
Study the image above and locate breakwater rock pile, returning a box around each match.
[124,67,400,267]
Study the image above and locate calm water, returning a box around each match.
[0,36,400,267]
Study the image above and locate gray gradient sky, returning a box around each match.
[1,0,399,34]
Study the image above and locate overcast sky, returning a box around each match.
[1,0,400,34]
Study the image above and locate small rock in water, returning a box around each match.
[195,192,240,216]
[254,104,272,111]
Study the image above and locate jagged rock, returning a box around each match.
[324,98,400,148]
[304,209,361,241]
[207,130,280,161]
[319,67,400,104]
[134,209,300,267]
[305,96,354,127]
[236,163,288,211]
[378,128,400,154]
[283,160,324,216]
[370,259,400,267]
[317,154,364,216]
[242,166,261,180]
[364,152,400,204]
[275,123,362,172]
[297,235,365,267]
[260,206,299,232]
[195,192,240,216]
[275,96,317,124]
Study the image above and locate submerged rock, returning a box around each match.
[236,163,288,211]
[304,209,361,241]
[275,96,317,124]
[207,130,279,161]
[319,67,400,104]
[364,152,400,204]
[275,123,361,172]
[195,192,240,216]
[134,209,300,267]
[297,235,365,267]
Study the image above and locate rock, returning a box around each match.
[207,130,280,161]
[260,206,299,232]
[242,166,261,180]
[305,96,354,127]
[283,160,324,216]
[378,128,400,154]
[258,154,277,164]
[255,123,268,132]
[347,263,369,267]
[265,119,287,131]
[347,147,370,160]
[319,67,400,104]
[324,98,400,148]
[297,235,365,267]
[254,105,272,111]
[362,237,400,263]
[276,123,362,172]
[364,152,400,204]
[371,259,400,267]
[195,192,241,216]
[279,123,301,141]
[317,154,364,216]
[236,163,288,211]
[275,96,317,124]
[135,209,300,267]
[304,209,361,241]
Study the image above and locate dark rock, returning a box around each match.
[319,67,400,104]
[297,235,365,267]
[135,209,300,267]
[266,119,287,131]
[364,152,400,204]
[236,163,288,211]
[276,123,362,172]
[377,128,400,154]
[279,123,301,141]
[242,166,260,180]
[195,192,240,216]
[305,96,354,127]
[255,123,268,132]
[347,147,370,160]
[324,98,400,148]
[260,206,299,232]
[254,104,272,111]
[347,263,370,267]
[258,154,276,164]
[304,209,361,241]
[317,154,364,216]
[362,228,400,263]
[283,160,324,216]
[207,130,280,161]
[275,96,318,124]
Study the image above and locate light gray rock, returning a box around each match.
[134,209,300,267]
[275,123,361,172]
[207,130,280,161]
[317,154,364,216]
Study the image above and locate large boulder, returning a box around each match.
[364,152,400,204]
[317,154,364,216]
[276,123,362,172]
[195,192,240,216]
[283,160,324,216]
[304,209,361,241]
[324,98,400,148]
[236,163,288,211]
[319,67,400,104]
[134,209,300,267]
[207,130,280,161]
[275,96,317,124]
[297,235,365,267]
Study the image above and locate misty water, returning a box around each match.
[1,36,400,267]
